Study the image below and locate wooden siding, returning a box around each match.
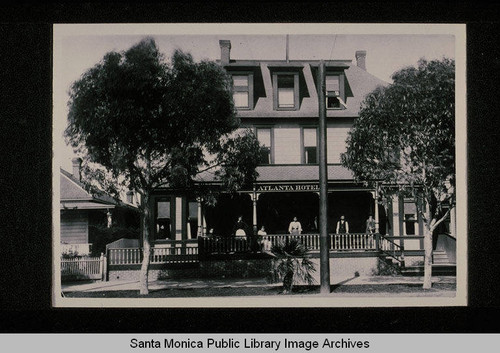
[61,210,88,244]
[327,125,351,163]
[274,127,301,164]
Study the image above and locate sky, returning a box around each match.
[53,23,463,173]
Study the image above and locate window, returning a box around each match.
[187,201,198,239]
[232,74,253,109]
[326,74,346,109]
[303,128,317,164]
[156,198,172,239]
[273,73,299,110]
[257,128,272,164]
[403,200,417,235]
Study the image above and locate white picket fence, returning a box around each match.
[61,253,106,281]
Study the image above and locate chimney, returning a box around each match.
[355,50,367,70]
[126,190,135,205]
[219,40,231,65]
[71,157,82,181]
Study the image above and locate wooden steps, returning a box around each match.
[432,250,450,264]
[401,264,456,276]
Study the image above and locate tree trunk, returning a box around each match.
[283,270,294,294]
[139,193,151,295]
[422,225,433,289]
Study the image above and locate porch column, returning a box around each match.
[106,209,112,228]
[391,194,400,236]
[175,197,183,240]
[371,189,380,233]
[197,197,203,237]
[416,192,424,249]
[398,194,405,237]
[450,204,456,238]
[251,188,259,235]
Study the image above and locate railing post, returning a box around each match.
[105,250,109,281]
[181,240,186,255]
[99,252,104,281]
[400,244,405,268]
[375,233,380,252]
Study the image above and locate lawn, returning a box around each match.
[63,283,456,298]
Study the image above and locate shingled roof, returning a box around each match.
[60,168,119,210]
[228,59,389,119]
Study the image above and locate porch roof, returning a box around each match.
[60,201,116,210]
[256,164,354,182]
[195,164,354,183]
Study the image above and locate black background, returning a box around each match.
[1,2,499,333]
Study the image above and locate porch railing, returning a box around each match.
[106,234,423,264]
[198,236,250,254]
[198,233,378,254]
[261,233,378,252]
[108,242,198,265]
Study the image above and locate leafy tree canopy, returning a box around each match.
[342,58,455,215]
[65,38,261,202]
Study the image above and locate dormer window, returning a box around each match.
[232,73,254,109]
[326,74,347,109]
[273,72,299,110]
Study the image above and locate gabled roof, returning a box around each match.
[60,168,118,210]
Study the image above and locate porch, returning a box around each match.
[79,232,462,283]
[107,233,424,266]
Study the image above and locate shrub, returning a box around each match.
[373,258,402,276]
[268,239,316,294]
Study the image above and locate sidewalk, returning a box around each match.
[61,275,456,293]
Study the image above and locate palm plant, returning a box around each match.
[269,238,316,294]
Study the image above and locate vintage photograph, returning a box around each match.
[52,24,466,307]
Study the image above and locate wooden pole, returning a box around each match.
[286,34,289,63]
[318,60,330,294]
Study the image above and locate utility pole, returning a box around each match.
[318,60,330,294]
[286,34,289,63]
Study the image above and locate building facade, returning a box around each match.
[147,39,448,251]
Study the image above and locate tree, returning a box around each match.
[65,38,262,294]
[341,58,455,289]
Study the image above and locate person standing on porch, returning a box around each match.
[258,225,271,251]
[365,215,376,234]
[288,216,302,235]
[233,215,249,237]
[336,215,349,234]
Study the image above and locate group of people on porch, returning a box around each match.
[231,214,376,237]
[226,213,376,251]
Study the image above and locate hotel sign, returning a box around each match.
[257,184,319,192]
